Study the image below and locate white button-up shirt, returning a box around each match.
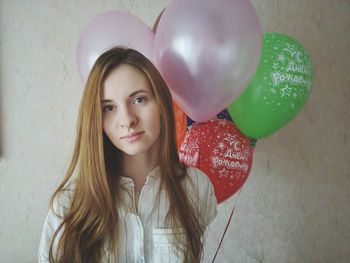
[38,166,217,262]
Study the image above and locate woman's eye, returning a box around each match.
[134,97,146,104]
[103,105,114,113]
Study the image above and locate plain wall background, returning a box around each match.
[0,0,349,262]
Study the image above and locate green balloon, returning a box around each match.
[228,32,313,139]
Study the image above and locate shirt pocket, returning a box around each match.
[152,227,186,263]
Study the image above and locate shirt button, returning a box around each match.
[137,258,144,263]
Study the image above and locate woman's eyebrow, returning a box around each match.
[128,89,149,97]
[101,90,149,104]
[101,99,113,104]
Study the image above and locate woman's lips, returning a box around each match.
[121,131,145,142]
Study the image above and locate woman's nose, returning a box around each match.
[119,107,137,128]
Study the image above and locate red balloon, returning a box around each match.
[179,119,253,203]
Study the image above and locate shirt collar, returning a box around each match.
[119,165,160,186]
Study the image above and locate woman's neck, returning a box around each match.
[121,152,159,190]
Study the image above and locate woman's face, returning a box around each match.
[101,64,161,157]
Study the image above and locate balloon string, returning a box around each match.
[211,189,242,263]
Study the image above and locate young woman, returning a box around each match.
[38,47,217,263]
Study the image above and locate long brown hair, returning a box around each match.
[48,47,203,262]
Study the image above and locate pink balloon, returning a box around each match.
[77,11,155,83]
[154,0,262,121]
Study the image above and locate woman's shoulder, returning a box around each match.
[182,166,215,198]
[51,177,76,216]
[185,166,212,186]
[183,166,218,227]
[39,177,76,261]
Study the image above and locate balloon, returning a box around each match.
[173,101,187,150]
[186,109,233,127]
[154,0,262,122]
[187,109,258,149]
[228,32,313,139]
[214,109,233,123]
[179,119,254,203]
[155,9,187,149]
[77,10,155,83]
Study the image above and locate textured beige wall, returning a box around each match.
[0,0,349,262]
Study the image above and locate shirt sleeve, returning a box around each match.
[38,204,62,263]
[38,182,74,263]
[198,168,217,227]
[187,167,218,229]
